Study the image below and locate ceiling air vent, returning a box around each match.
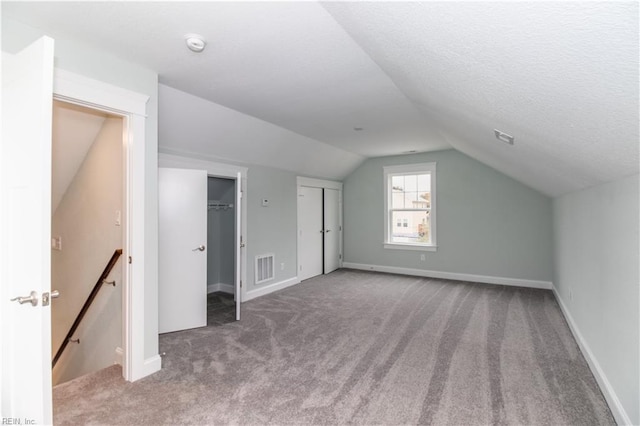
[494,129,515,145]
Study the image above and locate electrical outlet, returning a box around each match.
[420,254,426,261]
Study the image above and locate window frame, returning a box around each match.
[383,162,437,252]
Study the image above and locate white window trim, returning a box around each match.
[383,162,437,252]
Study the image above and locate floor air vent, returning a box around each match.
[255,254,275,284]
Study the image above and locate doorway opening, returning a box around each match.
[158,163,245,336]
[206,176,237,326]
[50,100,126,386]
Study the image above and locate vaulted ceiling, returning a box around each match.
[4,2,638,196]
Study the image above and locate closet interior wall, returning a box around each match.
[207,177,236,294]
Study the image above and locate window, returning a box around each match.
[384,162,437,251]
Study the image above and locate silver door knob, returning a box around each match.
[10,291,38,306]
[51,290,60,298]
[326,229,331,233]
[192,245,206,252]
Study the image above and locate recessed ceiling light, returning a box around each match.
[494,129,514,145]
[403,150,418,154]
[184,34,206,53]
[353,127,364,131]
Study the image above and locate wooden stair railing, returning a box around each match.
[52,249,122,368]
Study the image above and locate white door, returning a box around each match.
[299,186,323,280]
[0,37,55,423]
[158,168,208,333]
[323,189,340,274]
[235,172,242,321]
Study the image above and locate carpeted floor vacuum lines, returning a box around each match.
[53,269,614,425]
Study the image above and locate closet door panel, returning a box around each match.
[323,188,340,274]
[299,186,323,280]
[159,168,208,333]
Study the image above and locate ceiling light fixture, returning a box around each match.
[185,34,206,53]
[353,127,363,131]
[494,129,514,145]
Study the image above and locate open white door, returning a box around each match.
[235,172,242,321]
[323,189,340,274]
[0,37,54,423]
[158,168,207,333]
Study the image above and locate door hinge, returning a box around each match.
[128,256,132,264]
[339,254,342,260]
[240,280,243,288]
[339,226,342,231]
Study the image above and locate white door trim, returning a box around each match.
[296,177,343,278]
[158,153,248,303]
[53,69,155,382]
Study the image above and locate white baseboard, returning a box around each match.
[244,276,300,302]
[342,262,553,290]
[552,287,632,426]
[115,347,123,366]
[207,282,234,294]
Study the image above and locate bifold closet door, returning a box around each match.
[158,168,207,333]
[323,188,340,274]
[299,186,323,281]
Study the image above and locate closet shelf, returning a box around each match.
[208,200,234,210]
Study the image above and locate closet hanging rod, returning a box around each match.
[208,200,234,210]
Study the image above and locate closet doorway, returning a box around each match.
[297,177,343,281]
[158,156,247,335]
[206,176,237,326]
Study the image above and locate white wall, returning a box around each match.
[553,174,639,425]
[2,17,160,363]
[51,117,123,385]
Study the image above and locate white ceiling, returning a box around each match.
[51,101,107,213]
[5,2,638,196]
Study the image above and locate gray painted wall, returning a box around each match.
[51,117,122,385]
[246,165,299,291]
[553,174,639,425]
[3,17,160,360]
[343,149,554,281]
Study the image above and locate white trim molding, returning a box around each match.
[244,276,300,302]
[53,68,156,383]
[342,262,553,290]
[552,287,632,426]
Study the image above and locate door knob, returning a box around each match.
[10,291,38,306]
[51,290,60,298]
[192,245,206,252]
[326,229,331,233]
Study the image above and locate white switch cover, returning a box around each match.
[115,210,121,226]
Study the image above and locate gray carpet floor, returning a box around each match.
[53,269,615,425]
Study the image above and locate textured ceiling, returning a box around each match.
[4,2,638,196]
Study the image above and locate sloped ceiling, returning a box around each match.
[52,101,107,213]
[5,2,637,196]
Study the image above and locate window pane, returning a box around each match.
[404,175,418,192]
[417,174,430,192]
[390,210,431,244]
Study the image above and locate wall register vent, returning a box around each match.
[255,253,275,284]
